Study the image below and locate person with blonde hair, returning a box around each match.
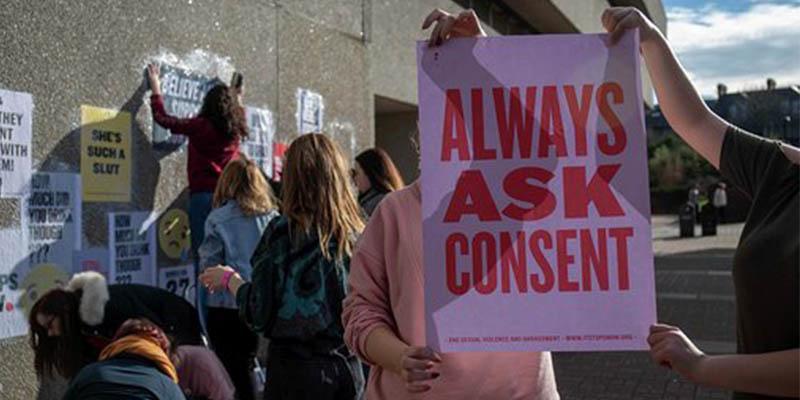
[202,134,365,400]
[199,156,278,400]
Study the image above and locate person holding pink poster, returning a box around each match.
[601,7,798,400]
[342,10,559,400]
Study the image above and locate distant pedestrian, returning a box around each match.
[353,148,405,217]
[688,183,701,222]
[713,182,728,223]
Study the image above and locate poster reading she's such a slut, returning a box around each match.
[418,31,656,353]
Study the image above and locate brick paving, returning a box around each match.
[552,217,742,400]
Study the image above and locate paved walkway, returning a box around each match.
[553,216,742,400]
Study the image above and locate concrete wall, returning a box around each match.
[0,1,372,398]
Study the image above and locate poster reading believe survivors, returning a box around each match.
[418,31,655,352]
[0,89,33,198]
[152,64,218,151]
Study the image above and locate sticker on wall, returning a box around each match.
[18,264,69,318]
[73,248,109,277]
[108,211,156,285]
[158,208,191,261]
[0,227,28,339]
[158,264,196,305]
[272,142,288,182]
[152,64,220,151]
[81,105,132,203]
[24,172,82,274]
[296,88,324,134]
[0,89,33,198]
[242,106,275,178]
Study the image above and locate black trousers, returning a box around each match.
[207,307,259,400]
[264,346,362,400]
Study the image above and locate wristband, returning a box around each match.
[220,270,235,292]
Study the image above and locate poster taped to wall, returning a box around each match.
[108,211,157,285]
[418,32,656,352]
[152,64,220,151]
[296,88,324,134]
[24,172,82,273]
[0,227,29,339]
[272,142,288,182]
[81,105,132,202]
[243,106,275,178]
[0,89,33,198]
[158,264,196,305]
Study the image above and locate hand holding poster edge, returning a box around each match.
[418,30,656,353]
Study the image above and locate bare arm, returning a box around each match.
[603,7,728,168]
[697,350,800,397]
[649,324,800,397]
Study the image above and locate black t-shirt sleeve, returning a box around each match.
[719,126,786,200]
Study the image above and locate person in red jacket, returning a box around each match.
[146,63,248,256]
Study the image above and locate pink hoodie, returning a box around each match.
[343,182,559,399]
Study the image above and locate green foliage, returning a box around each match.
[647,134,718,191]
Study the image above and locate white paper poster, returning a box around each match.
[0,89,33,197]
[24,172,82,272]
[0,227,28,339]
[158,264,196,305]
[243,106,275,178]
[296,88,324,134]
[109,212,156,285]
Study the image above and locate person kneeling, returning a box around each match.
[62,318,184,400]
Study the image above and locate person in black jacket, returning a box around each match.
[28,271,203,379]
[62,318,185,400]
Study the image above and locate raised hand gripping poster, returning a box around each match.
[109,212,156,285]
[152,64,219,151]
[81,105,132,202]
[418,31,655,352]
[243,106,275,178]
[0,89,33,197]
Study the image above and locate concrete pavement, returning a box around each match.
[552,216,742,400]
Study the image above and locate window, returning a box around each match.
[452,0,538,35]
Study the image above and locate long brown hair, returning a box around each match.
[199,84,248,139]
[213,157,276,216]
[355,148,405,193]
[282,134,364,260]
[28,289,92,378]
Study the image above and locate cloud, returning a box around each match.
[666,2,800,96]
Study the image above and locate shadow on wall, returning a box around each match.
[7,78,196,400]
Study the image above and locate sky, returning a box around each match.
[662,0,800,98]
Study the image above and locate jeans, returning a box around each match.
[264,345,364,400]
[207,307,259,400]
[189,192,214,335]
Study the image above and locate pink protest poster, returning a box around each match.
[418,30,656,352]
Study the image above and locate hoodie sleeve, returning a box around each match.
[342,203,398,364]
